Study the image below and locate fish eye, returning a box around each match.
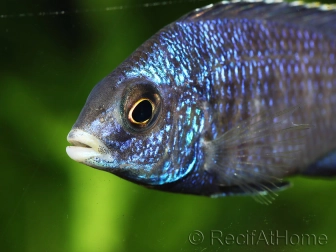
[128,98,155,126]
[122,82,162,132]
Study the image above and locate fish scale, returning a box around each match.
[67,1,336,202]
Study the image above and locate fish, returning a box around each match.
[66,0,336,203]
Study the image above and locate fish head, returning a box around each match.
[66,60,201,186]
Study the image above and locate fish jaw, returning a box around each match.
[66,129,112,168]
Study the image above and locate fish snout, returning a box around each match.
[66,129,108,163]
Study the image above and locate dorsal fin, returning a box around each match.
[179,0,336,37]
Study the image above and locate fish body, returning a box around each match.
[66,0,336,201]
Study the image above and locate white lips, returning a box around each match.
[66,129,107,163]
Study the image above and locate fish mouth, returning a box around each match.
[66,129,109,164]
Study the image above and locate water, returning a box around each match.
[1,0,335,251]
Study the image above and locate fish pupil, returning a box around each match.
[132,100,152,123]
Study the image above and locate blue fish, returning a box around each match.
[66,0,336,203]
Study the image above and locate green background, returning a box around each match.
[1,0,336,251]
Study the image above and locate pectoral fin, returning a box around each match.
[203,106,309,204]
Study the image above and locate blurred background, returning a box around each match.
[1,0,336,251]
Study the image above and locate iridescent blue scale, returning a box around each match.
[67,1,336,202]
